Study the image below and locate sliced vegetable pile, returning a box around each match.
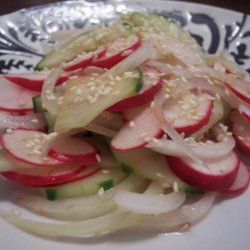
[0,12,249,239]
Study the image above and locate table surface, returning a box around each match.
[0,0,249,15]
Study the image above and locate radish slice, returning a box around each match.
[91,36,141,69]
[222,161,250,195]
[114,189,186,214]
[111,106,162,151]
[225,79,250,105]
[108,66,163,111]
[60,164,101,183]
[167,151,240,191]
[48,136,98,165]
[134,192,216,233]
[231,111,250,154]
[4,72,68,92]
[239,103,250,122]
[1,129,62,166]
[163,92,213,135]
[188,77,239,108]
[0,112,46,130]
[0,77,38,112]
[123,105,146,122]
[63,48,106,72]
[1,165,84,187]
[153,91,207,168]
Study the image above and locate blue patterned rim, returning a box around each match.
[0,0,249,74]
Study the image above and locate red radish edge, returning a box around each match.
[5,74,69,92]
[108,66,163,112]
[48,150,98,165]
[0,78,38,113]
[225,81,250,105]
[166,152,240,191]
[163,92,213,135]
[111,107,162,151]
[63,48,107,72]
[64,164,101,184]
[47,136,99,165]
[221,161,250,195]
[1,130,62,166]
[231,111,250,154]
[91,38,141,69]
[1,165,85,187]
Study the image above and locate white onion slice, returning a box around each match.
[134,192,216,232]
[147,124,235,160]
[0,150,35,172]
[12,175,147,221]
[153,38,204,66]
[114,188,186,214]
[0,209,138,238]
[86,122,118,137]
[41,68,62,115]
[0,112,46,131]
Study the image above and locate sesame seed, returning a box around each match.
[156,172,164,178]
[161,182,170,188]
[180,76,188,83]
[115,76,121,81]
[11,208,21,217]
[152,138,159,144]
[162,134,167,139]
[144,136,152,142]
[6,128,13,134]
[150,101,155,108]
[164,93,170,99]
[101,169,110,174]
[173,182,179,192]
[238,136,245,141]
[96,154,101,162]
[215,93,221,100]
[76,89,82,95]
[129,121,135,128]
[97,187,105,197]
[112,90,120,95]
[31,119,39,124]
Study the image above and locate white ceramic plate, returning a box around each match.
[0,1,249,249]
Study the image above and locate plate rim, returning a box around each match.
[0,0,249,18]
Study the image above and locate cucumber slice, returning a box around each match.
[41,168,127,200]
[84,136,119,169]
[43,112,56,132]
[32,95,46,113]
[36,23,132,70]
[55,68,142,133]
[111,146,202,194]
[32,95,56,132]
[128,12,198,47]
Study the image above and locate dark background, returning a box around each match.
[0,0,249,15]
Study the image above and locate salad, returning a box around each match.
[0,11,249,238]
